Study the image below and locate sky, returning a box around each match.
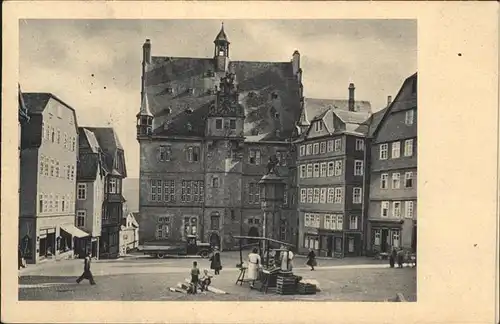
[19,19,417,179]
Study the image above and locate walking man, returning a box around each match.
[76,251,96,285]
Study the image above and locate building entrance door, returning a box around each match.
[381,229,389,253]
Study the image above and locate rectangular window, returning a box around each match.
[159,145,172,162]
[315,122,323,132]
[212,177,220,188]
[313,143,319,155]
[43,194,48,213]
[334,188,343,204]
[283,185,288,205]
[349,215,358,230]
[355,139,365,151]
[327,140,334,152]
[72,137,76,152]
[109,178,118,193]
[306,144,312,156]
[249,183,260,204]
[405,110,414,125]
[392,230,401,248]
[381,201,389,217]
[354,160,363,176]
[320,162,327,177]
[374,229,381,245]
[299,145,305,157]
[320,142,326,154]
[392,202,401,218]
[57,130,61,144]
[404,139,414,157]
[392,173,401,189]
[198,181,205,202]
[300,165,307,178]
[327,162,334,177]
[215,118,223,129]
[210,215,220,230]
[63,133,68,149]
[77,183,87,200]
[300,188,307,203]
[324,214,332,230]
[353,187,362,204]
[276,151,287,166]
[405,172,413,188]
[313,163,320,178]
[334,139,342,151]
[249,149,261,165]
[379,144,388,160]
[405,201,414,218]
[320,188,327,204]
[334,160,343,176]
[39,194,43,213]
[380,173,388,189]
[229,119,236,129]
[336,215,343,230]
[71,165,75,181]
[50,159,54,177]
[186,146,200,162]
[304,213,311,227]
[392,142,401,159]
[76,210,86,227]
[313,188,320,204]
[327,188,335,204]
[306,164,313,178]
[307,188,313,203]
[163,180,176,202]
[150,180,159,201]
[39,156,44,175]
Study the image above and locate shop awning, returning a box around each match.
[60,224,89,238]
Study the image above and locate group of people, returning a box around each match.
[189,247,222,294]
[389,247,407,268]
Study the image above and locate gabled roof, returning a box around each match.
[18,85,30,123]
[77,127,105,180]
[304,97,372,123]
[21,93,51,114]
[84,127,127,178]
[368,107,388,138]
[144,55,301,141]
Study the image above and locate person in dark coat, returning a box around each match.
[306,249,317,271]
[389,248,397,268]
[397,248,405,268]
[76,252,96,285]
[209,247,222,275]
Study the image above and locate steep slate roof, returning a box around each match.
[85,127,126,178]
[77,127,106,181]
[21,93,52,114]
[18,85,30,123]
[368,107,388,138]
[304,97,372,123]
[144,55,302,140]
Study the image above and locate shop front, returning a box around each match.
[59,223,88,260]
[368,219,404,254]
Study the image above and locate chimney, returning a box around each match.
[292,50,300,76]
[348,83,355,111]
[387,95,392,106]
[143,39,151,65]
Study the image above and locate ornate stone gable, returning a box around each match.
[208,72,245,118]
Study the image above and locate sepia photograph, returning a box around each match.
[17,19,417,301]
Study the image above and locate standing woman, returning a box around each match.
[306,248,317,271]
[247,248,261,288]
[210,247,222,275]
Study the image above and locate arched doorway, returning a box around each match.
[209,232,221,248]
[247,227,260,245]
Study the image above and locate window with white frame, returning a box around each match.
[324,214,333,230]
[392,201,401,218]
[249,149,261,165]
[163,180,176,202]
[334,139,341,151]
[379,144,388,160]
[327,140,334,152]
[313,163,320,177]
[39,156,44,175]
[76,210,86,227]
[56,130,61,144]
[374,229,381,245]
[380,173,388,189]
[109,178,118,193]
[392,142,401,159]
[183,217,198,237]
[54,194,59,212]
[320,162,327,177]
[299,145,305,157]
[327,162,334,176]
[392,173,401,189]
[38,194,44,213]
[392,230,401,248]
[381,201,389,217]
[186,146,200,162]
[304,236,319,249]
[150,179,162,201]
[355,139,365,151]
[404,139,414,157]
[335,160,343,176]
[405,201,414,218]
[306,164,313,178]
[405,172,413,188]
[300,165,306,178]
[354,160,364,176]
[304,213,313,227]
[320,188,327,204]
[283,185,288,205]
[353,187,362,204]
[300,189,307,203]
[336,215,343,230]
[405,109,414,125]
[307,188,313,203]
[334,188,343,204]
[306,144,312,155]
[349,215,358,230]
[327,188,335,203]
[313,188,320,204]
[315,142,325,155]
[77,183,87,200]
[313,143,319,155]
[248,183,260,204]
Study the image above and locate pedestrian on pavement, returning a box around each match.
[209,247,222,275]
[76,252,96,285]
[247,248,261,289]
[190,261,200,294]
[397,248,405,268]
[389,247,397,268]
[306,248,317,271]
[280,245,294,271]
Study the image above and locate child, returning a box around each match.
[190,261,200,294]
[199,269,213,292]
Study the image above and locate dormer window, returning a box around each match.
[271,92,278,99]
[315,121,324,132]
[166,87,174,95]
[187,88,195,95]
